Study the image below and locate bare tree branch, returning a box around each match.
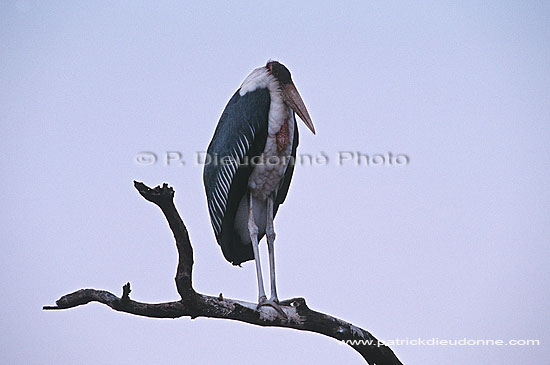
[43,182,403,365]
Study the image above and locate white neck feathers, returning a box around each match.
[239,67,280,96]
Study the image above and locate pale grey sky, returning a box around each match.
[2,1,549,364]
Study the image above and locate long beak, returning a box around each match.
[281,83,316,134]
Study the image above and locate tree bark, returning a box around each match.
[43,182,403,365]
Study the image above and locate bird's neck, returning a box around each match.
[239,67,279,97]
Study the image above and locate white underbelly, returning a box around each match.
[233,110,295,245]
[248,110,295,201]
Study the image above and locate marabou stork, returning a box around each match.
[203,61,315,314]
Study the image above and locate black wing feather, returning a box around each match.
[203,88,270,264]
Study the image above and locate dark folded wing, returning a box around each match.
[203,88,270,262]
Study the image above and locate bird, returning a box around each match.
[203,61,315,315]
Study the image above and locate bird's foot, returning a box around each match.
[257,296,288,319]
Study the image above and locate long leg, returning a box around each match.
[248,192,266,302]
[253,193,287,318]
[266,194,279,302]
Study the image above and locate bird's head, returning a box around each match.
[266,61,316,134]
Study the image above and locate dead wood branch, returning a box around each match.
[43,182,402,365]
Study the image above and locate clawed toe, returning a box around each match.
[257,297,288,319]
